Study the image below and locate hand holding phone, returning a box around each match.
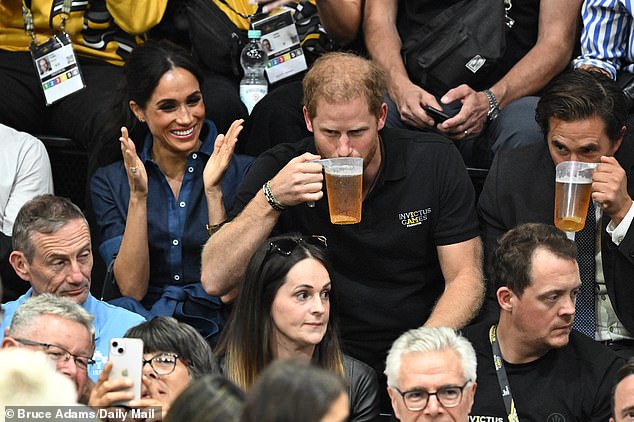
[423,105,452,124]
[108,338,144,406]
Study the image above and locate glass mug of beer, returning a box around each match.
[321,157,363,225]
[554,161,598,232]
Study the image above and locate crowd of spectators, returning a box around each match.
[2,0,634,420]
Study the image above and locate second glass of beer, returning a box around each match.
[322,157,363,224]
[554,161,598,232]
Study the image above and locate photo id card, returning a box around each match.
[252,11,307,84]
[31,32,85,105]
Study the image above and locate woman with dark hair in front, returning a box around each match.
[214,233,379,421]
[90,39,253,344]
[89,316,219,418]
[241,360,349,422]
[165,374,245,422]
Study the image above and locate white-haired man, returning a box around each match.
[385,326,477,421]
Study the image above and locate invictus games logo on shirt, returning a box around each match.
[399,208,431,227]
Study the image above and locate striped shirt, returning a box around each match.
[573,0,634,78]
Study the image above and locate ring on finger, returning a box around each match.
[464,129,470,136]
[130,166,138,174]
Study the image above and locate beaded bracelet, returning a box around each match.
[262,180,285,211]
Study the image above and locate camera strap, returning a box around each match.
[489,324,520,422]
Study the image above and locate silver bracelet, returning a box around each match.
[483,89,500,121]
[262,180,285,211]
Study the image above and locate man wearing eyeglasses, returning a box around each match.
[1,195,145,382]
[2,293,95,403]
[463,223,623,420]
[385,326,476,421]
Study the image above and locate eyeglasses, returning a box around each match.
[392,380,472,411]
[267,235,327,257]
[143,352,180,376]
[14,338,96,370]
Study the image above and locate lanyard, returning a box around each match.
[21,0,73,42]
[489,324,520,422]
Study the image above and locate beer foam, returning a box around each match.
[325,165,362,176]
[555,176,592,184]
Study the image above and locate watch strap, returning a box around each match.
[483,89,500,121]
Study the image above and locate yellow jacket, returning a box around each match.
[0,0,167,66]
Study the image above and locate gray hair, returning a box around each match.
[385,327,477,387]
[8,293,94,340]
[12,195,88,262]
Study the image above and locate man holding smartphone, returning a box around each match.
[364,0,582,167]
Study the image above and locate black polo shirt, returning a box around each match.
[229,128,479,370]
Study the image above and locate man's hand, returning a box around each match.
[392,81,439,128]
[436,85,489,140]
[593,155,632,226]
[268,153,323,207]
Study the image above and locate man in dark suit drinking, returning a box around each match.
[478,69,634,359]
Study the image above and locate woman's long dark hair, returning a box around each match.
[214,233,345,389]
[97,39,205,167]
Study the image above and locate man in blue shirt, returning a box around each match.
[1,194,145,382]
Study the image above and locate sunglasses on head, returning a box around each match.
[267,235,327,257]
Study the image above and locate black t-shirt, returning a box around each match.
[397,0,540,92]
[462,322,624,421]
[230,128,479,369]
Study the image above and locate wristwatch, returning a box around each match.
[483,89,500,121]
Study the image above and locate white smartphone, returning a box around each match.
[108,338,144,405]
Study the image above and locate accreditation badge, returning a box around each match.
[30,32,85,105]
[252,11,307,84]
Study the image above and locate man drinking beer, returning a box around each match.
[201,52,484,413]
[478,69,634,359]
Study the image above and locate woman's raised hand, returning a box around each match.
[203,119,244,193]
[120,126,148,196]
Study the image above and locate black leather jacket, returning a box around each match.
[344,354,381,421]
